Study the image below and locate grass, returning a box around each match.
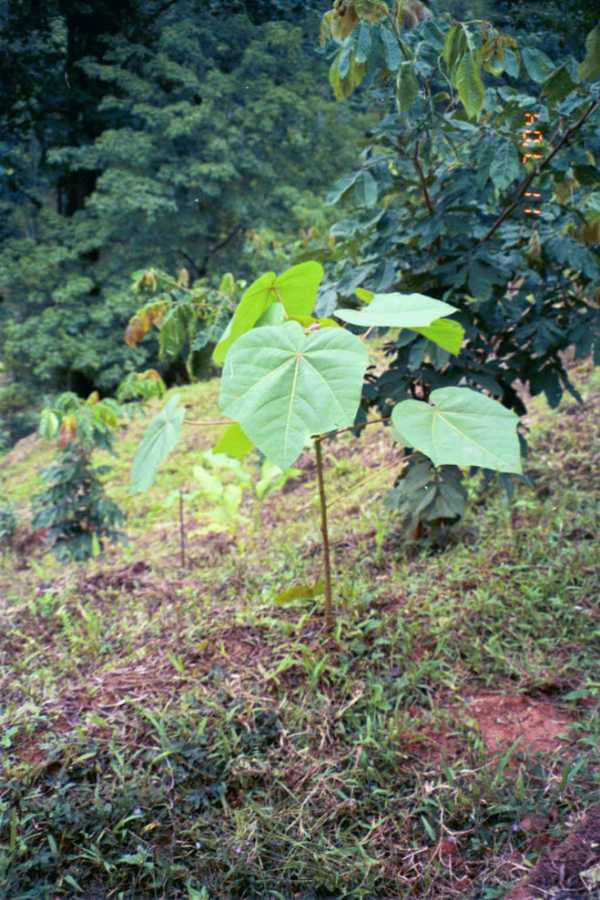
[0,366,599,898]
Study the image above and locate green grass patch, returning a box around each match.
[1,367,599,897]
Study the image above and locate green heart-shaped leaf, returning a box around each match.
[335,292,458,328]
[220,322,369,469]
[391,387,522,474]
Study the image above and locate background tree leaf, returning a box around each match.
[353,171,379,208]
[489,140,522,193]
[355,22,372,64]
[522,47,555,83]
[396,62,419,113]
[454,52,485,120]
[380,26,402,72]
[579,25,600,81]
[542,64,577,103]
[442,23,467,76]
[326,172,359,206]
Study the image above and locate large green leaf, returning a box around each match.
[276,262,324,318]
[579,25,600,82]
[454,51,485,120]
[213,271,277,365]
[219,322,368,469]
[391,387,521,474]
[256,302,286,327]
[335,292,458,328]
[131,394,185,492]
[413,318,465,355]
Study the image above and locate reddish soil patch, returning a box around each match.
[507,804,600,899]
[467,693,573,754]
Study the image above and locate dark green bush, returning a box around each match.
[31,445,125,563]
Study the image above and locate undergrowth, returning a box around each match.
[0,367,599,898]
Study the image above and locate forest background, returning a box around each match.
[0,0,597,452]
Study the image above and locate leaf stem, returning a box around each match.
[325,454,409,512]
[325,414,391,440]
[179,490,186,569]
[184,418,232,427]
[315,437,334,630]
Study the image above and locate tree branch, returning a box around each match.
[412,141,435,216]
[209,224,243,256]
[480,99,600,246]
[177,249,201,281]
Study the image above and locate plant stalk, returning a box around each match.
[314,437,334,630]
[179,490,186,569]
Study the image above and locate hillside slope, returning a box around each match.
[0,368,599,898]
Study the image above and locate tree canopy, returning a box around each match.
[0,0,361,439]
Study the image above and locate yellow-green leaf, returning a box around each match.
[413,318,465,355]
[213,272,277,365]
[455,51,485,120]
[214,423,254,460]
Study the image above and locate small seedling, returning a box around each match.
[131,262,522,628]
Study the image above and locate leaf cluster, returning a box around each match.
[318,11,599,448]
[39,392,123,454]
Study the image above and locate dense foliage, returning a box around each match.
[0,0,363,443]
[306,1,600,516]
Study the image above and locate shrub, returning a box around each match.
[0,502,16,549]
[31,392,126,562]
